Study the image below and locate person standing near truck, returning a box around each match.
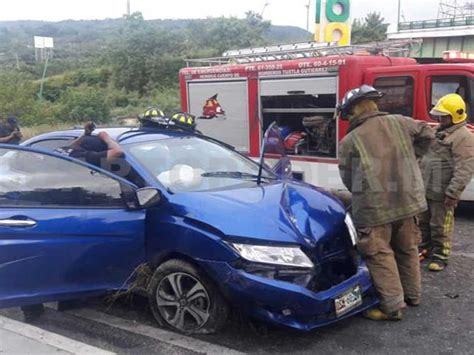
[419,94,474,272]
[337,85,435,321]
[0,115,22,144]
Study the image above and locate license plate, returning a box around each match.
[335,285,363,317]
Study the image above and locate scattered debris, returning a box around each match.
[444,293,460,299]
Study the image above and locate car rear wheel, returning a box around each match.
[148,259,228,334]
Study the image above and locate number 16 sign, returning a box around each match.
[314,0,351,46]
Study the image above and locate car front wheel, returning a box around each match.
[148,259,228,334]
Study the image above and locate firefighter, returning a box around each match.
[337,85,435,321]
[419,93,474,272]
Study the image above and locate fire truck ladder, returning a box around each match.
[185,39,422,66]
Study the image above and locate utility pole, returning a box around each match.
[261,1,269,17]
[127,0,131,16]
[305,0,311,33]
[397,0,402,31]
[38,51,50,100]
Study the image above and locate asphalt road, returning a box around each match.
[1,203,473,354]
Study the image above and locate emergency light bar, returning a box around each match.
[443,50,474,63]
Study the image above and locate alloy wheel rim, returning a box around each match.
[156,272,210,332]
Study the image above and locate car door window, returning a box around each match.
[29,138,75,151]
[373,76,415,117]
[0,148,125,208]
[430,75,473,122]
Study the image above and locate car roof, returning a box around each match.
[25,126,195,145]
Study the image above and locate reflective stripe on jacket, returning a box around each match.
[420,122,474,201]
[339,111,435,228]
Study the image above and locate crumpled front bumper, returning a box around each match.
[199,259,378,331]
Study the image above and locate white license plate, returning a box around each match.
[335,285,363,317]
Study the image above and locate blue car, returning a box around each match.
[0,124,377,334]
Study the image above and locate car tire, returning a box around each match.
[148,259,229,334]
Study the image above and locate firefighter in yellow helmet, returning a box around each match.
[419,93,474,272]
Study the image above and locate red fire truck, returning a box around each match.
[179,42,474,201]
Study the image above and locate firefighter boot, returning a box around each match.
[405,297,421,307]
[429,243,450,272]
[429,258,447,272]
[362,308,402,321]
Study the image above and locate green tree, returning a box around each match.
[58,86,110,123]
[351,12,389,44]
[0,71,35,118]
[107,12,186,95]
[188,12,271,55]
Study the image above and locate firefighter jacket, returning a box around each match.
[339,111,435,228]
[420,122,474,201]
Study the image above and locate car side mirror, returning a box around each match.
[136,187,161,209]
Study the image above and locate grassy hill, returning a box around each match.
[0,18,310,69]
[0,14,311,126]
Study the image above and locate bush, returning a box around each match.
[21,100,63,126]
[148,86,181,114]
[58,86,111,123]
[0,71,36,118]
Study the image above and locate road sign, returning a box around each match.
[34,36,54,49]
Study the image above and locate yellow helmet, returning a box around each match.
[171,112,196,130]
[143,107,165,120]
[430,93,467,124]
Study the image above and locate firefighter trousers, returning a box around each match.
[357,217,421,313]
[418,199,455,264]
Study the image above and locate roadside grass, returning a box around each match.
[21,119,138,141]
[21,123,76,140]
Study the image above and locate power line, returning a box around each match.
[438,0,474,19]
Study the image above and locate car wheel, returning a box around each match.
[148,259,229,334]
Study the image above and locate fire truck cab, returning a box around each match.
[180,43,474,201]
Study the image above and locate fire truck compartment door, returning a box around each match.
[188,80,249,152]
[260,76,337,96]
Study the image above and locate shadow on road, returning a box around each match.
[457,201,473,219]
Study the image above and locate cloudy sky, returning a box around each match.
[0,0,440,32]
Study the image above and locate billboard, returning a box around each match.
[34,36,54,49]
[314,0,351,46]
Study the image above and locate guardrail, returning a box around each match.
[399,17,474,31]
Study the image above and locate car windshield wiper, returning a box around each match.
[202,171,276,181]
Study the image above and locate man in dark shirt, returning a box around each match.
[0,116,22,144]
[67,122,124,168]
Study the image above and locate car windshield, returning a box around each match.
[126,136,276,193]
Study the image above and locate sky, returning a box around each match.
[0,0,440,32]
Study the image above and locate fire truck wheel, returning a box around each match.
[148,259,229,334]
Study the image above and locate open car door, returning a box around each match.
[0,145,146,309]
[258,121,292,181]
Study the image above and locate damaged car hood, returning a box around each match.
[168,182,346,248]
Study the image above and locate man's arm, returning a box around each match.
[445,133,474,201]
[338,137,354,192]
[404,118,436,158]
[98,132,124,160]
[0,131,21,144]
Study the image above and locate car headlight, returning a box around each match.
[345,214,358,246]
[231,243,314,269]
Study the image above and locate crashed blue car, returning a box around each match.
[0,124,377,334]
